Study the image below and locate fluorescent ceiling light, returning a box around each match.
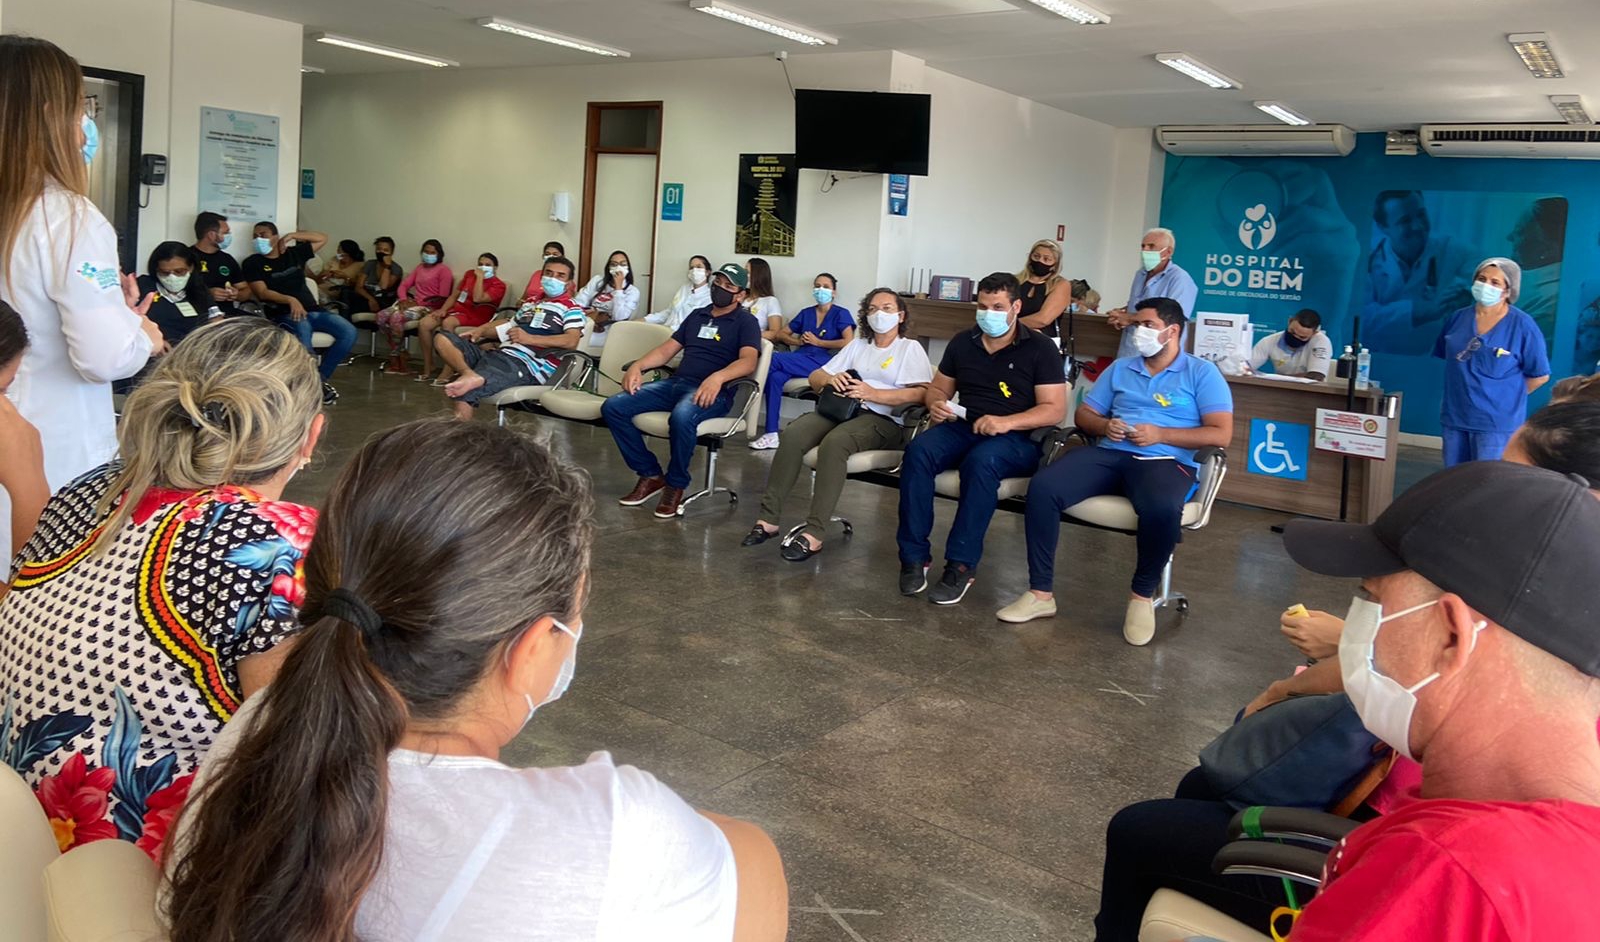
[299,64,325,74]
[689,0,837,46]
[1507,32,1563,79]
[1550,94,1593,125]
[1254,100,1310,126]
[1154,53,1241,90]
[477,17,630,57]
[311,33,458,68]
[1021,0,1110,25]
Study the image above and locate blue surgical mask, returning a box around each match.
[422,253,439,265]
[81,114,99,165]
[1141,250,1164,272]
[218,232,232,251]
[1068,303,1079,314]
[1471,281,1504,307]
[975,309,1012,337]
[253,236,274,255]
[813,286,834,305]
[541,275,566,297]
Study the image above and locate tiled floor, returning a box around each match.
[286,359,1441,942]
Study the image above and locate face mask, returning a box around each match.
[1141,250,1164,272]
[81,114,99,164]
[1340,597,1485,762]
[1283,331,1310,350]
[543,254,556,263]
[975,309,1012,337]
[1068,303,1079,314]
[711,284,738,308]
[1028,259,1052,277]
[422,253,439,265]
[609,265,629,277]
[157,272,191,294]
[1471,281,1504,307]
[1132,324,1167,357]
[480,265,495,278]
[512,618,582,731]
[689,267,708,286]
[540,275,566,297]
[867,310,900,334]
[254,237,274,255]
[813,286,834,305]
[218,232,233,251]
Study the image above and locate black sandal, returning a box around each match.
[781,534,822,562]
[741,524,779,547]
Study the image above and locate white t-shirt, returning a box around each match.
[819,336,934,420]
[1249,330,1333,378]
[170,695,737,942]
[574,275,641,349]
[745,295,784,325]
[644,283,711,332]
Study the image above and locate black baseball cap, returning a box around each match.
[1283,461,1600,677]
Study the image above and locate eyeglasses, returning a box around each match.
[1455,337,1484,362]
[867,306,901,315]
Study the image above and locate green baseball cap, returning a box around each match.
[715,263,749,289]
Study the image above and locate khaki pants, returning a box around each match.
[758,410,905,538]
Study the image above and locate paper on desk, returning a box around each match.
[1248,372,1318,384]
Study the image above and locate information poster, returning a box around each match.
[735,154,797,257]
[888,173,909,216]
[199,107,279,224]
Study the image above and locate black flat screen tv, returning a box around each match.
[794,89,931,176]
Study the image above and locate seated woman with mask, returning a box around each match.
[138,241,222,348]
[165,419,788,942]
[644,255,713,332]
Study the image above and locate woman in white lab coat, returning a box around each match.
[0,36,163,566]
[573,248,642,348]
[643,255,713,333]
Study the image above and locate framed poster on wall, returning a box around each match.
[198,107,279,223]
[735,154,797,257]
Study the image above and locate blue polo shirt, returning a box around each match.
[671,305,763,384]
[1083,352,1233,468]
[1433,304,1550,433]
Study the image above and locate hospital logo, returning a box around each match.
[1237,203,1277,250]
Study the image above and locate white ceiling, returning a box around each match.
[197,0,1600,129]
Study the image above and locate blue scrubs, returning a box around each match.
[1433,304,1550,466]
[763,304,857,434]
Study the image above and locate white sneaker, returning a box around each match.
[996,591,1057,624]
[749,432,781,451]
[1123,597,1157,646]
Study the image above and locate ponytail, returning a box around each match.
[166,615,406,942]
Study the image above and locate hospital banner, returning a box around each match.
[1159,134,1599,435]
[735,154,798,257]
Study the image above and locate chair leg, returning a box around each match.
[496,406,507,427]
[1150,555,1189,615]
[679,443,736,515]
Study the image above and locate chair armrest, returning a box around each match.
[716,377,761,438]
[1039,426,1094,464]
[620,359,676,381]
[546,350,598,391]
[1186,446,1230,530]
[1212,841,1330,888]
[1226,807,1359,848]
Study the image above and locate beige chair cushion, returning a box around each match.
[802,447,904,474]
[541,389,607,422]
[1138,888,1271,942]
[350,311,377,325]
[782,377,811,395]
[310,331,335,350]
[632,413,745,440]
[0,765,59,941]
[1064,495,1204,530]
[43,839,161,942]
[933,469,1031,500]
[592,321,672,397]
[484,384,551,407]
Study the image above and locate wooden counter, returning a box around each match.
[1219,375,1399,523]
[903,296,1122,359]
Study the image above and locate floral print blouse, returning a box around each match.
[0,463,315,860]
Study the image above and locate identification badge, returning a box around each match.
[697,323,720,340]
[458,291,468,303]
[175,301,200,319]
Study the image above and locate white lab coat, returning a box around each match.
[643,282,712,333]
[573,274,641,348]
[0,183,152,569]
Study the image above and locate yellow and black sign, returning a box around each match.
[735,154,798,257]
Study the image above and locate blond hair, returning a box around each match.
[1017,239,1063,293]
[94,318,322,549]
[0,37,90,284]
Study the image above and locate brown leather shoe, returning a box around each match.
[653,486,686,518]
[618,476,666,507]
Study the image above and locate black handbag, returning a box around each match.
[814,370,864,423]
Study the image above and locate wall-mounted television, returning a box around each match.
[795,89,931,177]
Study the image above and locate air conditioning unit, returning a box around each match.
[1154,125,1356,157]
[1420,124,1600,159]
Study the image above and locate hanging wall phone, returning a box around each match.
[138,153,167,208]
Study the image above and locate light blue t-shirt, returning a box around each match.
[1083,352,1233,468]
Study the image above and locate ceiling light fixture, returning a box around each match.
[299,65,325,74]
[1253,100,1311,126]
[688,0,837,47]
[1507,32,1563,79]
[1154,53,1241,90]
[1550,94,1593,125]
[1021,0,1110,25]
[311,33,458,68]
[477,17,631,57]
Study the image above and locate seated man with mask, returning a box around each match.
[1277,460,1600,940]
[897,271,1067,606]
[1000,297,1232,644]
[1247,308,1333,381]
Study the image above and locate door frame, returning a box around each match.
[580,100,663,308]
[83,67,145,274]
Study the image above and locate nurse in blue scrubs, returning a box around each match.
[1433,257,1550,466]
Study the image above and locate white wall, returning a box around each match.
[1101,127,1167,303]
[1,0,302,265]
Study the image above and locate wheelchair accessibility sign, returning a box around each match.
[1247,419,1309,481]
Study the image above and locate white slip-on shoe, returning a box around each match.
[749,432,781,451]
[996,591,1057,624]
[1123,597,1157,646]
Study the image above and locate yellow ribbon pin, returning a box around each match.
[999,382,1013,398]
[880,356,894,369]
[1154,392,1172,407]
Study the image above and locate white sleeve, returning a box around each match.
[611,284,640,323]
[574,276,602,309]
[1308,336,1334,376]
[47,202,152,383]
[896,338,935,386]
[1248,335,1274,370]
[599,764,736,941]
[819,341,860,376]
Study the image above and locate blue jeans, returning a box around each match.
[896,422,1041,569]
[1441,427,1512,467]
[1025,447,1194,598]
[601,377,736,489]
[275,308,358,380]
[763,349,829,434]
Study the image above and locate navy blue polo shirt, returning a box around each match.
[671,305,763,384]
[936,323,1066,419]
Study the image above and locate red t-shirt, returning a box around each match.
[447,271,507,327]
[1293,798,1600,941]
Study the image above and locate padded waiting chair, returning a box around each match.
[479,317,596,425]
[43,839,162,941]
[632,339,774,517]
[930,395,1063,503]
[1138,889,1269,942]
[0,763,59,941]
[784,402,927,547]
[1046,432,1229,616]
[540,321,674,425]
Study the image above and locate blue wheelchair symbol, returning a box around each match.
[1247,419,1309,481]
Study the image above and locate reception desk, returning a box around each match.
[903,296,1122,358]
